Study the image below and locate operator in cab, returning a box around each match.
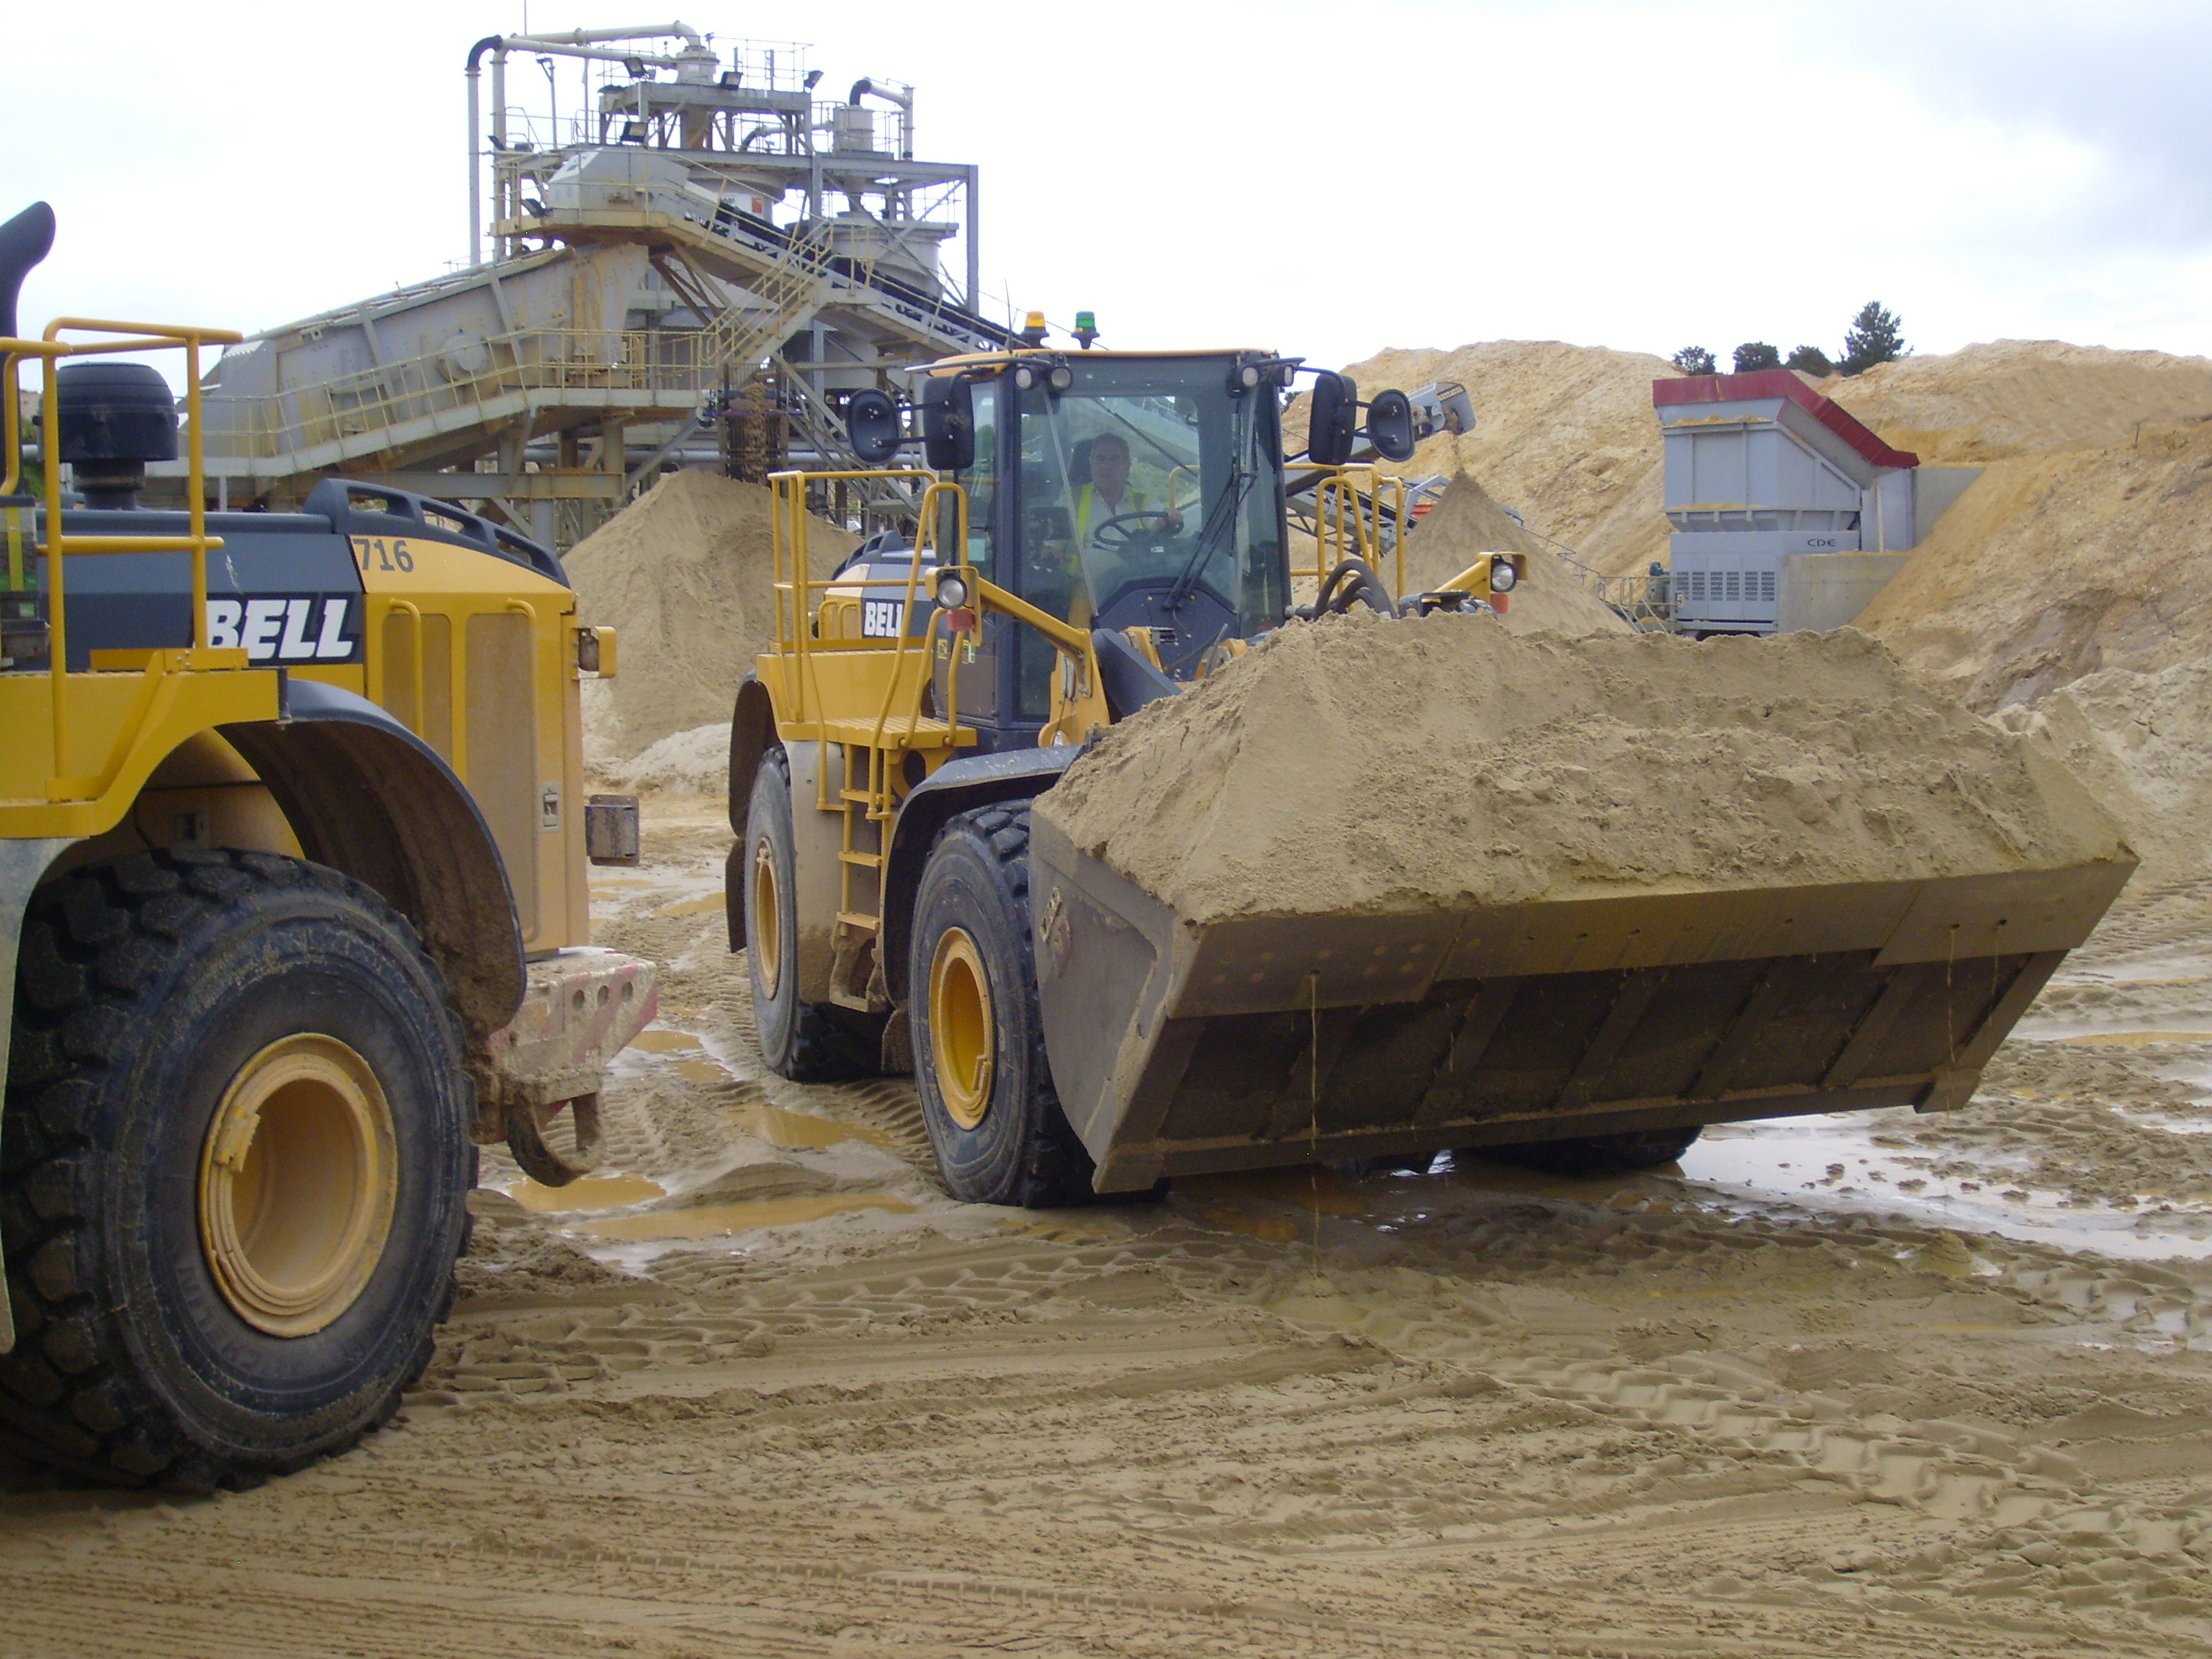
[1069,433,1184,615]
[1071,433,1182,545]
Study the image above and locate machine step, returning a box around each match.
[819,716,964,747]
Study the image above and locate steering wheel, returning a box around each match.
[1090,511,1181,556]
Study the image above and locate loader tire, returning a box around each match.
[0,848,474,1489]
[1479,1125,1702,1177]
[909,802,1094,1208]
[743,749,878,1082]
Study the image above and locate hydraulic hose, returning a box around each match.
[1308,557,1396,618]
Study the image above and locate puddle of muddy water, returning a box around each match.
[1178,1168,1374,1245]
[726,1100,893,1151]
[577,1193,914,1240]
[2059,1030,2212,1048]
[648,1043,894,1151]
[1168,1118,2212,1265]
[628,1027,704,1054]
[1680,1114,2212,1262]
[655,895,724,918]
[508,1173,669,1212]
[1175,1161,1648,1245]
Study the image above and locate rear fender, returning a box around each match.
[220,678,524,1041]
[728,675,778,837]
[880,747,1075,1003]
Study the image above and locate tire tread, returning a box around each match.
[748,749,879,1084]
[924,803,1092,1208]
[0,848,471,1486]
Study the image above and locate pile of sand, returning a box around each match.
[1316,336,2212,713]
[591,719,732,796]
[1035,613,2126,925]
[1839,343,2212,710]
[1398,472,1635,638]
[565,469,855,761]
[1997,656,2212,893]
[1802,341,2212,464]
[1301,341,1683,578]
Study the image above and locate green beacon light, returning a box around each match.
[1073,310,1100,351]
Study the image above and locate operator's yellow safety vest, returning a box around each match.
[1076,482,1157,541]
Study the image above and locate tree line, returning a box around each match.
[1671,302,1906,379]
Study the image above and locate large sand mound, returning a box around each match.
[1809,340,2212,464]
[1999,655,2212,892]
[1840,343,2212,710]
[1322,341,1683,579]
[565,470,855,760]
[1320,336,2212,712]
[1036,613,2126,925]
[1399,472,1635,638]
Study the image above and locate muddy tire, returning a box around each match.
[1479,1125,1702,1176]
[742,750,877,1082]
[908,802,1093,1208]
[0,848,474,1488]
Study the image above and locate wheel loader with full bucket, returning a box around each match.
[0,204,655,1487]
[727,331,2133,1206]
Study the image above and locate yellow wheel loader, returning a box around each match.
[729,334,2127,1208]
[0,204,655,1487]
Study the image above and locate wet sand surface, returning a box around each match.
[4,798,2210,1657]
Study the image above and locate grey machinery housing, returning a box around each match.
[1654,369,1979,636]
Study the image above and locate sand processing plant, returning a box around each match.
[177,22,1010,546]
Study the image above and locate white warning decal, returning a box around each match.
[204,595,361,663]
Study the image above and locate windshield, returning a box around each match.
[1005,356,1285,687]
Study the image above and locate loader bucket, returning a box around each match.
[1029,812,2132,1192]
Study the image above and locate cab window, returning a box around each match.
[1009,357,1284,709]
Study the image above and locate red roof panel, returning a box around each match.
[1653,369,1917,469]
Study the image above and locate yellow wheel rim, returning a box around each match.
[752,837,782,999]
[928,927,994,1131]
[198,1034,398,1338]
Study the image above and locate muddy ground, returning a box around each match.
[4,796,2211,1657]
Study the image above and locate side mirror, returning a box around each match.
[845,388,902,465]
[1308,371,1357,467]
[0,201,56,341]
[919,375,975,472]
[1365,388,1416,462]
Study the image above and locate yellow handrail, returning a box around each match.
[6,318,243,799]
[765,465,1109,748]
[868,480,966,781]
[765,466,940,727]
[1293,462,1408,603]
[757,463,1112,948]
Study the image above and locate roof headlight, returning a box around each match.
[1047,364,1074,392]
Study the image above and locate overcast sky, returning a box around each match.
[9,0,2209,377]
